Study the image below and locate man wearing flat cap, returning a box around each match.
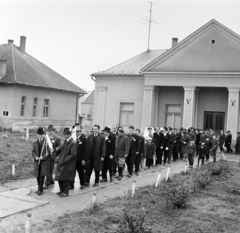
[100,126,115,182]
[55,128,77,197]
[114,126,128,180]
[44,125,61,189]
[32,127,51,195]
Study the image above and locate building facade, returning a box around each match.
[0,37,86,131]
[92,20,240,142]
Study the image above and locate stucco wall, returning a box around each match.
[197,87,228,130]
[157,86,184,127]
[93,76,144,131]
[0,84,78,130]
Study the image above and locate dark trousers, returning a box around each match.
[71,161,85,187]
[58,181,70,194]
[118,167,123,177]
[37,176,45,192]
[159,149,164,164]
[156,147,161,164]
[210,148,217,162]
[206,152,210,160]
[126,151,136,175]
[226,145,233,153]
[163,149,170,164]
[45,158,55,185]
[102,158,113,180]
[169,146,174,162]
[188,153,194,166]
[196,141,199,155]
[112,160,118,174]
[146,158,153,167]
[134,154,142,172]
[198,155,205,165]
[173,151,179,161]
[85,156,100,184]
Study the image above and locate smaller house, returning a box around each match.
[80,90,94,131]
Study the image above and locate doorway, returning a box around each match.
[204,111,225,132]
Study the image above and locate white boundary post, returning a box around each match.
[132,180,136,197]
[166,167,170,181]
[12,164,15,177]
[26,128,29,141]
[155,171,161,188]
[25,213,32,233]
[92,193,97,206]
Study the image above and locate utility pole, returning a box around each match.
[147,2,153,51]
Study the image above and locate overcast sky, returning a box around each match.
[1,0,240,92]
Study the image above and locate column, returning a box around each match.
[96,86,107,129]
[227,87,239,142]
[141,85,154,131]
[154,87,160,126]
[194,88,200,128]
[182,86,196,129]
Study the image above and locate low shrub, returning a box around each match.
[191,172,212,192]
[117,207,153,233]
[159,181,191,211]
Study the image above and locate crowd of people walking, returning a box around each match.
[32,124,238,197]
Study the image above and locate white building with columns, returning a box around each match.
[91,19,240,142]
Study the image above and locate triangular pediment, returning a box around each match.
[142,20,240,73]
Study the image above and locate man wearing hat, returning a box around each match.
[114,126,128,180]
[70,124,87,189]
[44,125,61,189]
[55,128,77,197]
[84,125,106,187]
[100,126,115,182]
[32,127,51,195]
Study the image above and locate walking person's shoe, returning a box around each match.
[135,172,139,176]
[127,174,132,178]
[80,185,85,190]
[118,176,122,181]
[93,183,99,187]
[60,193,69,198]
[84,183,89,187]
[37,191,43,195]
[100,179,107,182]
[56,191,63,195]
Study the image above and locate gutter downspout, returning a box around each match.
[75,93,84,123]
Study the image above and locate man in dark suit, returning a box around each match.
[111,125,118,176]
[84,125,106,187]
[44,125,61,189]
[168,127,176,163]
[135,129,145,174]
[153,127,161,165]
[70,124,87,190]
[160,127,170,165]
[100,126,115,182]
[55,128,77,197]
[126,126,139,178]
[32,127,51,195]
[225,130,233,153]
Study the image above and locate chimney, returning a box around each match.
[19,36,26,52]
[8,39,14,44]
[172,37,178,47]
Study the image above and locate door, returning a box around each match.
[204,111,225,132]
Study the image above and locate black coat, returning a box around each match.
[105,134,116,158]
[138,135,145,156]
[173,133,181,153]
[127,134,139,155]
[76,134,87,162]
[86,133,106,172]
[161,133,170,149]
[55,138,77,182]
[169,132,176,148]
[225,134,232,146]
[198,144,207,156]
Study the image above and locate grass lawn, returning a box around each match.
[50,160,240,233]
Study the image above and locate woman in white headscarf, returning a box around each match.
[143,126,155,139]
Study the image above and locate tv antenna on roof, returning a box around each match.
[136,2,168,51]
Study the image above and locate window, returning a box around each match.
[119,103,134,126]
[3,110,9,117]
[204,112,224,132]
[33,97,38,117]
[165,104,182,129]
[20,96,26,116]
[43,99,50,117]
